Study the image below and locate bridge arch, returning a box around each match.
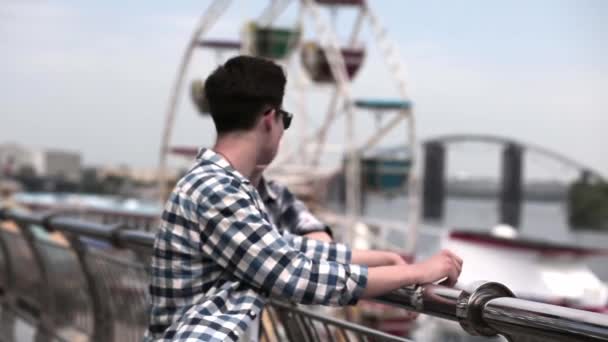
[420,133,605,227]
[423,133,605,180]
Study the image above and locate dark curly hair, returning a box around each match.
[204,55,286,134]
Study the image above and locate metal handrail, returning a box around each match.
[380,282,608,341]
[1,208,607,341]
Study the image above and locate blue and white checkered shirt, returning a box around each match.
[146,149,368,341]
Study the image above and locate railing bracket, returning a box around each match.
[456,281,515,336]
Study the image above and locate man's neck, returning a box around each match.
[213,133,259,180]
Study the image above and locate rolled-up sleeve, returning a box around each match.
[190,185,368,306]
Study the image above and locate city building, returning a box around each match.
[0,142,82,182]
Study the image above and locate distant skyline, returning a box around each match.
[1,0,606,179]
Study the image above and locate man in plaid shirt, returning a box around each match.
[147,56,462,341]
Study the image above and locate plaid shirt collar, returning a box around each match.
[195,147,252,185]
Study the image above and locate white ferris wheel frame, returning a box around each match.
[157,0,420,253]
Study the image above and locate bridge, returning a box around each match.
[0,208,607,341]
[421,133,605,228]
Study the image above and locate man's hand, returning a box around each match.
[389,253,409,266]
[361,249,463,298]
[410,249,463,287]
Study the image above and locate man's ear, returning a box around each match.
[262,109,275,131]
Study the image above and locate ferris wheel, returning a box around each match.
[158,0,420,252]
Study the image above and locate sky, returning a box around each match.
[1,0,607,179]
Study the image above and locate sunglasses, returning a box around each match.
[276,108,293,130]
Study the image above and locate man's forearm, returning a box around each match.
[351,249,404,267]
[362,264,422,298]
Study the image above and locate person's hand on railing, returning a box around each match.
[362,249,463,298]
[411,249,462,287]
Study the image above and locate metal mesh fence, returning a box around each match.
[84,247,150,342]
[33,237,94,337]
[0,229,43,316]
